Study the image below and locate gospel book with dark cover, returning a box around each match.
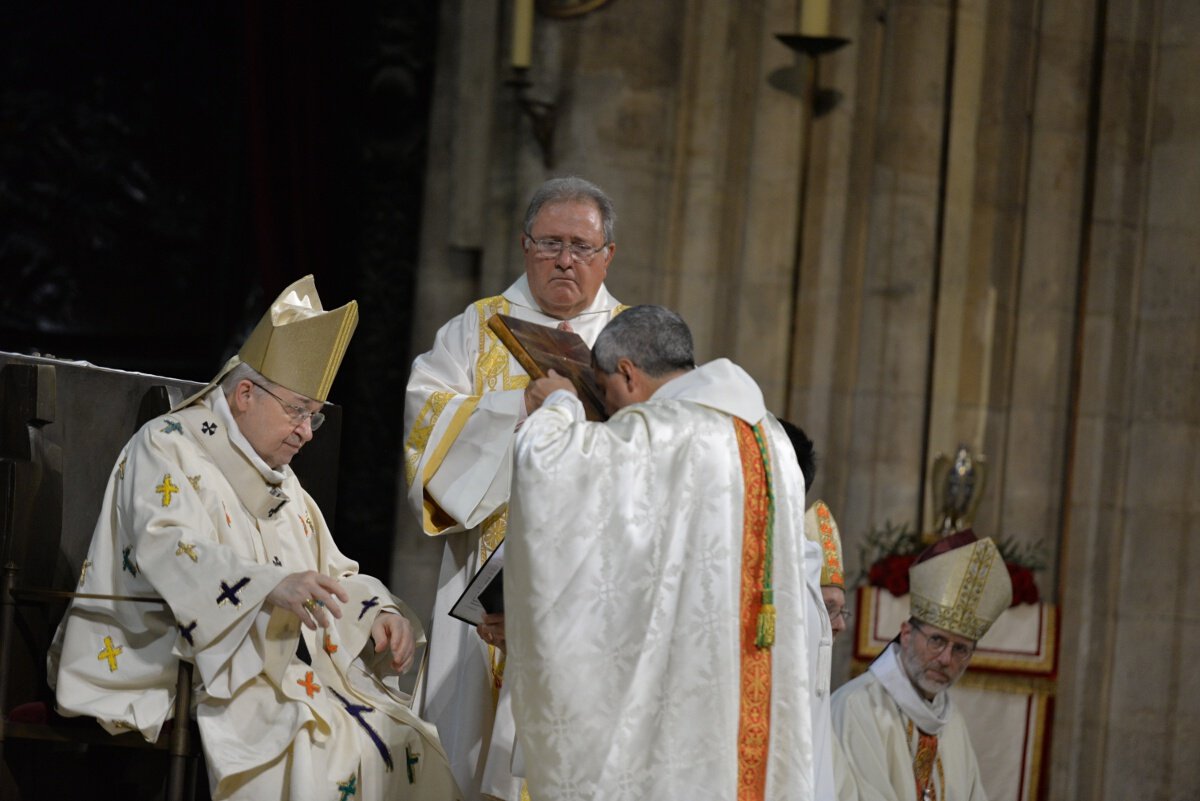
[486,313,609,421]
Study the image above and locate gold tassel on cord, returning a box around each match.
[756,596,776,649]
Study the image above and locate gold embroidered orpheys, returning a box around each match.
[404,391,453,486]
[479,508,507,560]
[734,419,772,801]
[479,507,509,689]
[805,500,845,588]
[473,296,530,395]
[905,718,944,801]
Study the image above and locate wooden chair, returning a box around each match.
[0,353,346,800]
[0,357,204,801]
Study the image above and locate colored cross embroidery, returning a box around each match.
[358,596,379,620]
[78,559,92,587]
[337,775,357,800]
[161,419,183,435]
[297,670,321,698]
[97,636,123,672]
[268,499,287,518]
[330,689,392,771]
[272,556,283,566]
[117,457,127,480]
[217,577,251,607]
[222,502,232,526]
[323,634,338,655]
[201,421,218,436]
[179,621,197,646]
[299,511,314,537]
[155,474,180,507]
[121,546,139,577]
[187,474,202,491]
[406,745,420,784]
[176,541,199,562]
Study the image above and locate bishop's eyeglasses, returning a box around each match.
[910,622,975,662]
[251,381,326,431]
[524,234,610,264]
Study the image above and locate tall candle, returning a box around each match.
[512,0,534,69]
[800,0,830,37]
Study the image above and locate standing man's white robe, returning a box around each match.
[804,538,838,800]
[403,275,623,801]
[51,391,458,801]
[506,359,814,801]
[830,643,987,801]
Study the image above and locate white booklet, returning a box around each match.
[448,541,504,626]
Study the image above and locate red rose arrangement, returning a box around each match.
[859,521,1043,606]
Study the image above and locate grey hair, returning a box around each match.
[219,361,272,398]
[592,305,695,378]
[522,176,617,244]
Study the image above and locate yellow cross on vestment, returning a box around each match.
[176,541,199,562]
[97,636,123,672]
[156,474,180,507]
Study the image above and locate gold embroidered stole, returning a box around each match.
[906,718,944,801]
[734,419,772,801]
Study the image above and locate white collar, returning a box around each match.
[869,642,953,735]
[649,359,767,425]
[501,274,620,322]
[212,390,289,485]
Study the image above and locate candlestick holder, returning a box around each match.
[775,33,851,58]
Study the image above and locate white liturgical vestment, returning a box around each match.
[402,275,623,801]
[51,391,458,801]
[830,643,987,801]
[804,537,838,801]
[506,359,814,801]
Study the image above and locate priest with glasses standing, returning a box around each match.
[403,176,626,801]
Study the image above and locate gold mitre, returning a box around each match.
[237,275,358,401]
[173,275,358,411]
[804,500,844,588]
[908,529,1011,642]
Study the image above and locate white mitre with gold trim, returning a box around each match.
[174,275,358,410]
[803,500,845,588]
[908,529,1012,642]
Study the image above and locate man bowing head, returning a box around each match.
[507,305,816,801]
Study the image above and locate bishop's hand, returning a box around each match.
[267,571,349,630]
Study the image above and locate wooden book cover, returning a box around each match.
[486,313,609,421]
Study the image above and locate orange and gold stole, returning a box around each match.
[734,419,772,801]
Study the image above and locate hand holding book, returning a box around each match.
[524,369,578,413]
[486,313,609,421]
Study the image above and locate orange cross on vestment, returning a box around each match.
[324,634,339,654]
[297,670,321,698]
[97,636,123,672]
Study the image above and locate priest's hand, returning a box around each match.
[524,370,576,413]
[371,611,416,673]
[477,612,506,652]
[267,571,349,630]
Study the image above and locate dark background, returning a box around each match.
[1,2,439,579]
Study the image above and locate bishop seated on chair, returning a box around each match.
[48,276,460,801]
